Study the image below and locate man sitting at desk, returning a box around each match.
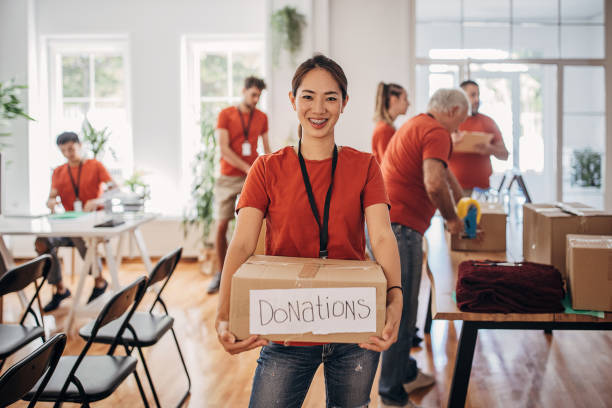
[35,131,117,312]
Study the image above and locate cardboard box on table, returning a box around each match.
[453,131,494,153]
[566,234,612,312]
[229,255,387,343]
[451,202,507,252]
[523,202,612,280]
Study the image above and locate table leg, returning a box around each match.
[131,228,153,273]
[448,321,478,408]
[64,237,96,333]
[104,240,120,291]
[115,233,125,267]
[424,288,433,334]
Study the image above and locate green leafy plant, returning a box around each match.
[270,6,307,66]
[570,148,601,188]
[183,110,217,243]
[124,170,151,200]
[0,79,35,150]
[81,116,115,160]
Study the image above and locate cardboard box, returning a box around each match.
[453,131,494,153]
[523,202,612,279]
[229,255,387,343]
[566,234,612,311]
[451,202,507,252]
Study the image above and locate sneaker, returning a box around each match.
[43,289,71,312]
[403,370,436,394]
[206,271,222,294]
[87,280,108,304]
[379,396,421,408]
[412,328,423,347]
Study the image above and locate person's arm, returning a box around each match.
[216,207,269,354]
[489,138,509,160]
[261,132,271,155]
[218,128,251,173]
[360,203,402,352]
[47,187,59,213]
[423,159,463,234]
[447,168,465,201]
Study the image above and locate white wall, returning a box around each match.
[0,0,31,214]
[33,0,266,216]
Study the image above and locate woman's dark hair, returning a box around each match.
[56,131,80,146]
[373,82,405,125]
[291,54,347,101]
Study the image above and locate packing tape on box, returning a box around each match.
[568,237,612,248]
[299,264,320,278]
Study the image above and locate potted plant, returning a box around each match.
[81,116,115,160]
[270,6,307,66]
[183,110,217,246]
[570,148,601,188]
[123,170,150,212]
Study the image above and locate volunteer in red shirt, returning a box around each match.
[378,89,467,407]
[215,54,402,408]
[35,131,117,312]
[448,80,509,194]
[207,76,271,294]
[372,82,409,165]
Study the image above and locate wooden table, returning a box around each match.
[424,215,612,408]
[0,212,155,332]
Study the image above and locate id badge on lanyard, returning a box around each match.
[73,199,83,212]
[241,142,252,156]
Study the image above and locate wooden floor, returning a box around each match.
[3,259,612,408]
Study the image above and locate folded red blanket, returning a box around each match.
[456,260,565,313]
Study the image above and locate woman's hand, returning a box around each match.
[359,289,402,352]
[216,320,268,355]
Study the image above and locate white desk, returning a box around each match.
[0,212,156,332]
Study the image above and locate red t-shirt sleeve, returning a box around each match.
[236,157,269,215]
[217,109,230,130]
[51,167,60,190]
[362,156,390,210]
[423,129,452,166]
[261,113,269,134]
[97,161,112,183]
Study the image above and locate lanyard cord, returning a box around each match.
[237,106,255,141]
[297,139,338,259]
[67,161,83,200]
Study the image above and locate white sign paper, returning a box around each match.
[249,287,377,335]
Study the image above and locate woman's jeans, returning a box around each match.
[249,342,380,408]
[378,223,424,405]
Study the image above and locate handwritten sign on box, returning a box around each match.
[249,287,377,335]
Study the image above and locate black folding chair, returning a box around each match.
[23,276,150,408]
[79,247,190,407]
[0,254,52,371]
[0,333,66,408]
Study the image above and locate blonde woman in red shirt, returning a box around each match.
[216,55,402,408]
[371,82,409,165]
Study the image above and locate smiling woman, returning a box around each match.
[214,54,403,408]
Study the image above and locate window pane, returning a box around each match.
[416,0,461,22]
[415,23,461,58]
[63,102,89,121]
[560,25,604,59]
[561,0,604,23]
[232,53,262,97]
[464,24,510,54]
[464,0,510,22]
[201,53,228,97]
[564,66,605,113]
[415,64,460,113]
[94,55,124,100]
[201,101,229,125]
[513,0,558,23]
[62,55,89,98]
[512,25,559,58]
[519,73,544,172]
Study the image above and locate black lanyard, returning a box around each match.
[297,139,338,259]
[237,106,255,141]
[67,161,83,200]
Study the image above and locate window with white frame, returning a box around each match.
[47,38,132,178]
[181,36,265,196]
